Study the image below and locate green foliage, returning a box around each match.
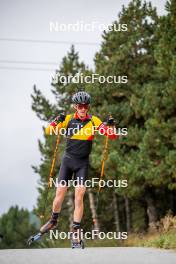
[140,231,176,249]
[0,206,37,249]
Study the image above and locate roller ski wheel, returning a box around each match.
[27,232,43,246]
[71,239,85,249]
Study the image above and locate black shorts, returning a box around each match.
[57,153,89,186]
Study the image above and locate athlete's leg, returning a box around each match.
[73,160,88,223]
[73,185,86,222]
[52,185,68,213]
[71,185,86,244]
[40,155,72,233]
[52,154,73,212]
[71,161,88,244]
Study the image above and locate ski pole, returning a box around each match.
[96,114,115,212]
[96,120,111,214]
[40,131,61,221]
[98,134,109,192]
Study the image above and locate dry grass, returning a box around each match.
[159,214,176,232]
[123,214,176,249]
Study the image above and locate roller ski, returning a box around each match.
[27,218,57,246]
[27,232,43,245]
[70,226,85,249]
[71,239,84,249]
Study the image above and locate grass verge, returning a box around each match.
[123,231,176,250]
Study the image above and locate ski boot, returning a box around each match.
[40,218,57,234]
[70,226,85,249]
[27,218,57,246]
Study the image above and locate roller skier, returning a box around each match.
[28,89,117,248]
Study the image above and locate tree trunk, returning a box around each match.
[145,193,158,232]
[169,190,176,215]
[124,196,132,233]
[88,188,100,232]
[113,191,120,232]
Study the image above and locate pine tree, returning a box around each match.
[93,0,159,231]
[0,206,37,249]
[138,0,176,227]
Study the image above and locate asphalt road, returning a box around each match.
[0,247,176,264]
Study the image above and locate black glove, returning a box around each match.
[106,115,115,126]
[53,112,66,123]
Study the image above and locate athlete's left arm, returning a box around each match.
[92,116,118,140]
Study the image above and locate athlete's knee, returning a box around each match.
[75,188,85,207]
[75,196,83,208]
[55,186,67,199]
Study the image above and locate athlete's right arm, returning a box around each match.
[45,121,63,135]
[45,114,70,135]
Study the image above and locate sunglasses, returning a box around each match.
[77,104,89,110]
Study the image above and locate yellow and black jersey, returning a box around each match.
[45,113,102,158]
[45,112,117,158]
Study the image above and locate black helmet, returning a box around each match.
[72,90,91,104]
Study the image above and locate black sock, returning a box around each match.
[51,212,59,220]
[73,221,81,229]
